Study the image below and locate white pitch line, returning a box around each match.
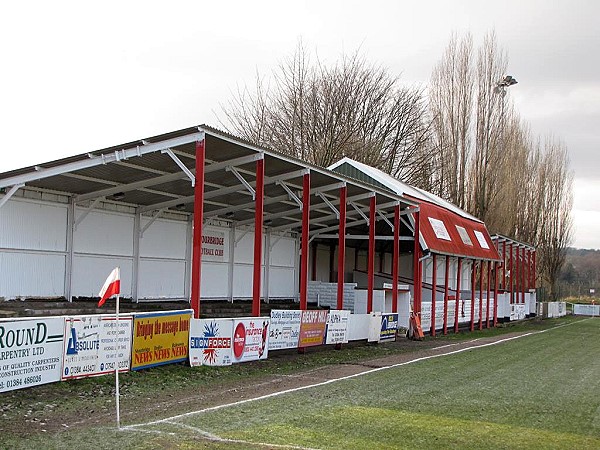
[165,420,320,450]
[124,318,588,431]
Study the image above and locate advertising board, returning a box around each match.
[379,313,399,342]
[232,318,270,363]
[0,317,64,392]
[269,310,301,350]
[189,318,233,366]
[62,314,132,380]
[131,310,192,370]
[298,310,328,347]
[324,310,350,345]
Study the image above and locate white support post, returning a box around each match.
[64,198,75,302]
[228,223,236,303]
[265,230,271,304]
[132,210,141,303]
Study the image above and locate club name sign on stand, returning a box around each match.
[0,317,64,392]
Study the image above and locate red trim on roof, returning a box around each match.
[411,199,501,260]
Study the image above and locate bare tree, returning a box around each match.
[221,44,432,185]
[429,32,474,208]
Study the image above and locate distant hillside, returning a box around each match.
[558,248,600,298]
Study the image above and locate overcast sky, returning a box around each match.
[1,0,598,249]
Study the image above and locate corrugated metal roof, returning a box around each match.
[328,157,501,260]
[328,157,482,223]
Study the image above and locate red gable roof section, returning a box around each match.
[413,199,501,261]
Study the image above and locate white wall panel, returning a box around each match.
[268,267,295,297]
[72,255,133,297]
[0,252,65,298]
[0,199,67,251]
[138,259,186,298]
[140,218,187,259]
[269,236,295,267]
[232,265,265,298]
[233,228,265,264]
[74,209,134,256]
[315,245,330,282]
[201,263,230,298]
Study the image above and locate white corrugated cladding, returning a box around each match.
[0,193,297,301]
[0,196,67,298]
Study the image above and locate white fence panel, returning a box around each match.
[140,217,188,259]
[138,259,186,298]
[573,304,599,316]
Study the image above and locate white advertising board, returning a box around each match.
[269,310,301,350]
[367,312,382,343]
[189,319,233,366]
[325,310,350,345]
[62,314,132,380]
[0,317,64,392]
[232,318,270,363]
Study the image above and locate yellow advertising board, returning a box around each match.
[131,310,192,370]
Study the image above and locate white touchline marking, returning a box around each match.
[124,318,590,431]
[165,420,320,450]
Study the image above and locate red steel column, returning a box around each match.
[413,209,422,316]
[516,245,521,304]
[431,253,437,336]
[300,172,310,310]
[478,260,483,330]
[521,247,526,304]
[532,250,536,290]
[190,139,205,319]
[527,248,532,291]
[252,158,264,317]
[486,261,491,328]
[337,186,347,310]
[367,195,376,313]
[509,243,514,304]
[443,256,450,335]
[392,204,400,313]
[493,262,499,326]
[470,261,476,332]
[454,257,462,333]
[502,241,506,290]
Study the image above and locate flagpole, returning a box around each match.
[115,270,121,429]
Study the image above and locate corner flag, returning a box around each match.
[98,267,120,307]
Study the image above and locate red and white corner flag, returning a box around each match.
[98,267,120,307]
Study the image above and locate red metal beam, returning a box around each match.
[521,247,526,304]
[392,204,400,313]
[413,209,422,316]
[367,195,376,313]
[431,253,437,336]
[493,262,499,326]
[509,243,514,304]
[470,261,476,332]
[486,260,491,328]
[252,158,264,317]
[337,185,347,310]
[300,172,310,310]
[443,256,450,335]
[454,257,462,333]
[516,245,520,304]
[532,250,536,290]
[502,241,506,290]
[478,260,483,330]
[190,139,205,319]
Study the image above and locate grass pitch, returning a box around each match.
[4,317,599,449]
